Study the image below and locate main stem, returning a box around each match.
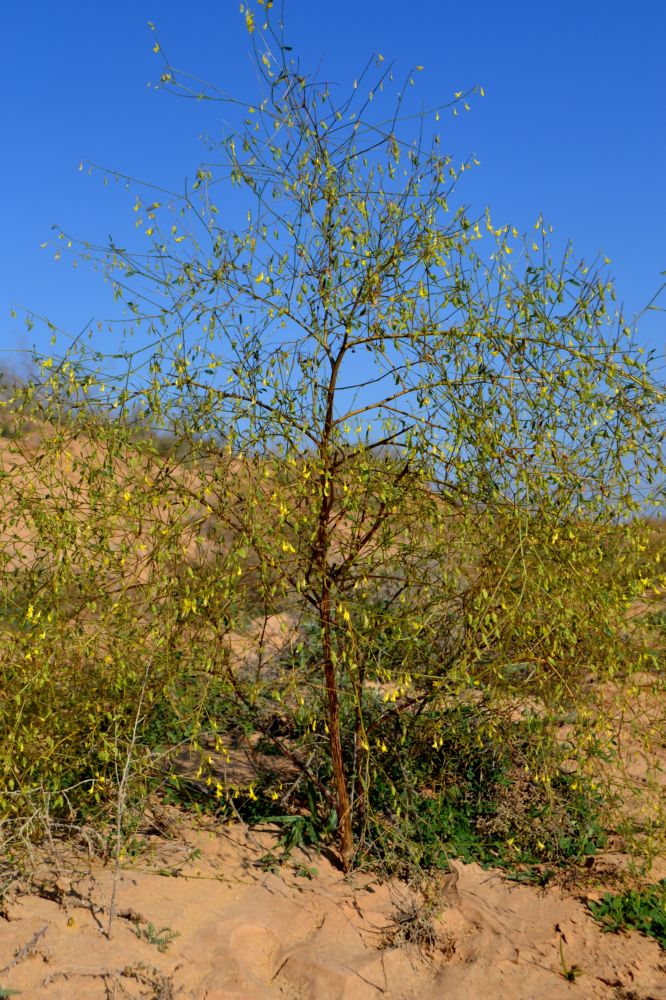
[314,292,354,867]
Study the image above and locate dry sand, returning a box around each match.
[1,817,664,1000]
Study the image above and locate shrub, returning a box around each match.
[3,6,665,871]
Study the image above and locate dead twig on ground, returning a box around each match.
[0,924,48,975]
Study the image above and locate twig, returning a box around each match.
[107,658,153,940]
[0,925,48,975]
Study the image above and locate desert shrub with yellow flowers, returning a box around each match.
[1,4,664,875]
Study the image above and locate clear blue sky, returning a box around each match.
[2,0,665,373]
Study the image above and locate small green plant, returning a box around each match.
[274,810,338,854]
[272,781,338,857]
[559,937,582,982]
[0,989,21,998]
[589,880,666,950]
[133,920,180,953]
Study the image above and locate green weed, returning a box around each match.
[133,920,180,953]
[559,937,583,982]
[589,880,666,949]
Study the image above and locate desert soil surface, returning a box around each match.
[1,815,664,1000]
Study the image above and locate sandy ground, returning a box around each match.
[1,817,664,1000]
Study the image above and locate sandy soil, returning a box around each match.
[1,818,664,1000]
